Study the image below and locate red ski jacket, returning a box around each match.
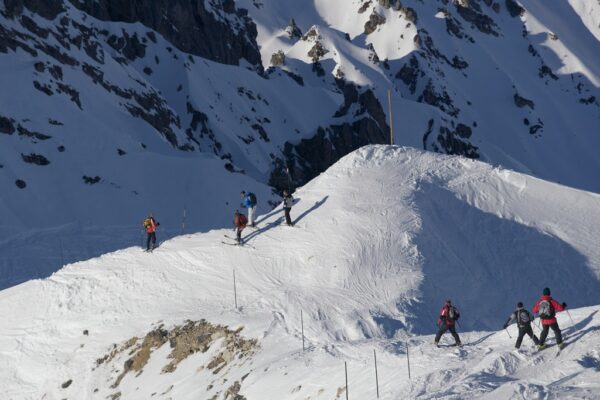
[234,213,247,228]
[438,305,459,327]
[533,295,565,325]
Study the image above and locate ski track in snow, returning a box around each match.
[1,146,600,399]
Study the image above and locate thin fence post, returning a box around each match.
[58,236,65,267]
[301,310,305,352]
[387,89,394,145]
[181,208,186,235]
[233,270,238,310]
[344,361,349,400]
[406,341,412,381]
[374,349,380,398]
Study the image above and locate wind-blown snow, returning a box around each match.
[1,145,599,399]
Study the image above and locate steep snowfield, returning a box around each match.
[2,0,600,288]
[1,146,600,399]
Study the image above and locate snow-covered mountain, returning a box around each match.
[1,0,599,287]
[2,145,600,399]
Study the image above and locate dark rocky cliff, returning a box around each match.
[3,0,262,67]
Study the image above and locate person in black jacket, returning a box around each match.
[282,190,294,226]
[503,301,539,349]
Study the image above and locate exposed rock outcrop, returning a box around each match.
[2,0,263,68]
[270,84,389,191]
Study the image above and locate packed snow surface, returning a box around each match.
[1,146,600,399]
[2,0,600,290]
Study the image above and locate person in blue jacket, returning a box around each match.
[240,191,257,227]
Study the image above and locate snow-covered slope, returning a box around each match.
[1,0,599,288]
[2,146,599,399]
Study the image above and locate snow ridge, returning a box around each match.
[1,145,600,399]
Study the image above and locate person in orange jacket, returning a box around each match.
[532,287,567,350]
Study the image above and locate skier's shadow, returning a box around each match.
[245,196,328,243]
[562,310,599,344]
[293,196,328,225]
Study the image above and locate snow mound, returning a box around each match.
[1,145,600,398]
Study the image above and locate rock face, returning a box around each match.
[270,84,390,191]
[364,11,386,35]
[4,0,262,67]
[74,0,261,67]
[95,320,258,398]
[285,18,303,40]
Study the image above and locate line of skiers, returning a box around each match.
[435,287,568,350]
[142,189,294,249]
[142,199,570,352]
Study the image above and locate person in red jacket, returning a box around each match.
[143,214,160,251]
[434,300,462,347]
[532,287,567,350]
[233,210,248,245]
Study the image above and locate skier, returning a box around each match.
[533,287,567,350]
[143,214,160,251]
[503,302,539,349]
[434,300,462,347]
[233,209,248,245]
[282,189,294,226]
[240,191,257,227]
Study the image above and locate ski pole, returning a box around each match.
[456,321,467,344]
[504,327,512,339]
[566,310,575,329]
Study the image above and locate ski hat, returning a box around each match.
[517,302,523,308]
[446,299,452,304]
[543,287,551,296]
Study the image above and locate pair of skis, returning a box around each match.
[222,235,255,249]
[537,342,568,356]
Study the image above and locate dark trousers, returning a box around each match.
[539,322,563,345]
[236,227,243,244]
[515,325,539,348]
[146,232,156,250]
[284,207,292,225]
[435,324,461,344]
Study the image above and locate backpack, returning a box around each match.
[447,306,458,321]
[143,218,152,229]
[248,192,257,205]
[517,310,531,326]
[538,300,555,319]
[239,214,248,226]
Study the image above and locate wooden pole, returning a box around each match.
[301,310,305,352]
[233,270,238,310]
[374,349,380,398]
[387,89,394,145]
[406,341,412,381]
[345,361,349,400]
[181,208,186,235]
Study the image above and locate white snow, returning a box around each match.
[2,0,600,290]
[1,145,599,399]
